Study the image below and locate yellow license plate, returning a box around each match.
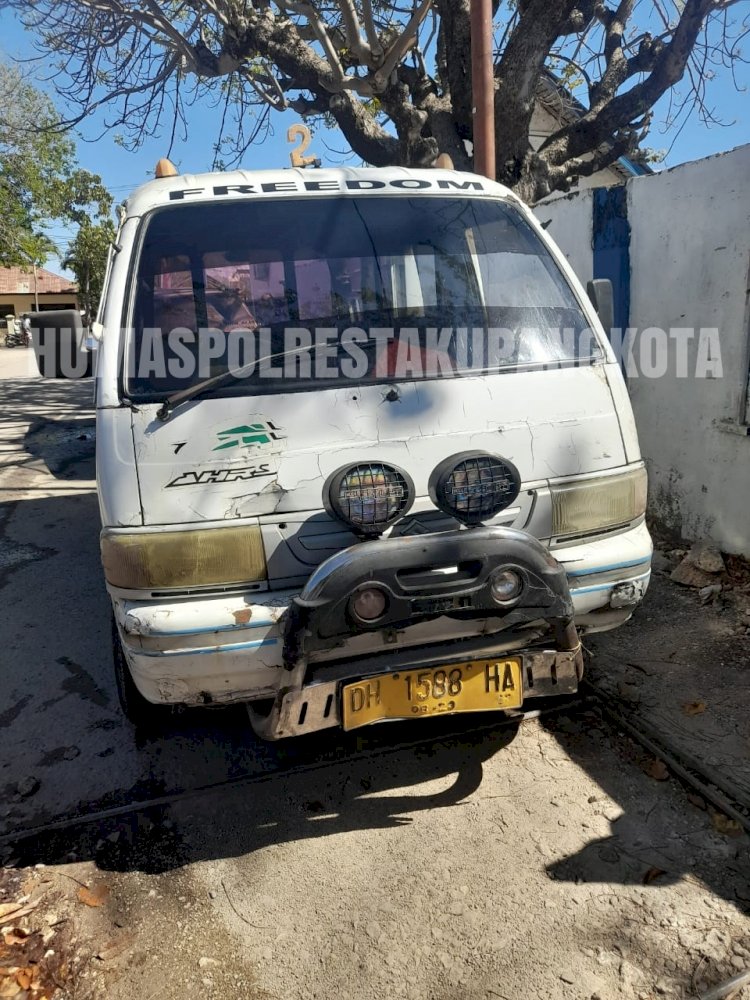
[342,659,523,731]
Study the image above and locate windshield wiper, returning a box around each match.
[156,364,249,422]
[155,332,386,422]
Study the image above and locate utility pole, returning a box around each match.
[470,0,496,180]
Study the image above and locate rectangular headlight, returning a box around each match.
[101,525,267,589]
[551,466,647,538]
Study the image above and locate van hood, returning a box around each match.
[131,366,626,527]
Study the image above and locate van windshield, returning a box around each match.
[126,195,601,399]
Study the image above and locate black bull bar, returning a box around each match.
[243,528,584,738]
[282,526,582,670]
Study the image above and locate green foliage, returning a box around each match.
[62,218,117,320]
[0,64,112,269]
[361,97,383,118]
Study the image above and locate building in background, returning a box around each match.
[531,70,652,191]
[0,266,80,321]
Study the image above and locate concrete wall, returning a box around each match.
[535,144,750,555]
[534,188,595,285]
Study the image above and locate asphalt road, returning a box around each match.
[1,347,748,1000]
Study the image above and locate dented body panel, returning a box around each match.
[127,365,626,527]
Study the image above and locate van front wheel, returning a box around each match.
[111,615,170,729]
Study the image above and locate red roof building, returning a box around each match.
[0,266,79,318]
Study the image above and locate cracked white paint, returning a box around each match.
[128,366,627,526]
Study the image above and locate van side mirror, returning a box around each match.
[586,279,614,333]
[29,310,93,379]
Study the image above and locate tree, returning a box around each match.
[5,0,748,203]
[0,65,112,268]
[62,218,117,320]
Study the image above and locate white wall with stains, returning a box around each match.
[535,144,750,555]
[533,188,595,286]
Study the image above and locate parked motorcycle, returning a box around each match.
[5,329,23,348]
[4,325,31,348]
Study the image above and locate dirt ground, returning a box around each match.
[587,555,750,809]
[1,348,749,1000]
[3,709,750,1000]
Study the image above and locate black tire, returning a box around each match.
[5,336,15,348]
[111,614,171,729]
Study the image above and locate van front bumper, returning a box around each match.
[112,521,651,727]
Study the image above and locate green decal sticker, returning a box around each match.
[214,421,284,451]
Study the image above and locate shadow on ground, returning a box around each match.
[540,709,750,915]
[587,572,750,805]
[23,417,96,480]
[4,711,522,874]
[5,700,749,929]
[0,375,93,423]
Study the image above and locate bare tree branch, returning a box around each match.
[540,0,724,168]
[3,0,746,203]
[360,0,384,60]
[279,0,349,86]
[372,0,432,89]
[335,0,371,62]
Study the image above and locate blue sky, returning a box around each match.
[2,6,748,275]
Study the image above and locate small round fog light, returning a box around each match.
[350,587,388,622]
[490,569,522,605]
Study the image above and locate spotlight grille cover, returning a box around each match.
[325,462,415,536]
[429,452,521,526]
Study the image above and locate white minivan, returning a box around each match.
[32,164,652,739]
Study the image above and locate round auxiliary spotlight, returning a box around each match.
[429,451,521,527]
[324,462,415,538]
